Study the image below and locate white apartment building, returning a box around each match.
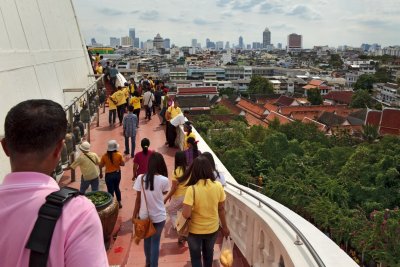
[375,82,400,106]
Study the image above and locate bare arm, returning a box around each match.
[132,191,141,219]
[182,204,192,219]
[132,162,139,180]
[164,180,178,204]
[99,163,104,179]
[218,201,230,237]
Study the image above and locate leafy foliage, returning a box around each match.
[307,88,323,105]
[350,89,373,108]
[247,75,274,95]
[193,116,400,265]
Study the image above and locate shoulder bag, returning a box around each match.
[176,186,195,237]
[132,176,156,244]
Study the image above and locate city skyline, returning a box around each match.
[73,0,400,48]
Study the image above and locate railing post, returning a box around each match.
[86,91,90,142]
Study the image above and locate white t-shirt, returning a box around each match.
[214,170,226,186]
[133,174,170,223]
[143,91,154,107]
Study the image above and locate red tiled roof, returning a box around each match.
[275,95,296,106]
[303,85,317,90]
[380,108,400,135]
[290,111,321,121]
[309,79,325,86]
[302,117,328,132]
[219,98,241,115]
[263,102,279,112]
[279,105,349,116]
[324,91,354,105]
[237,99,266,118]
[365,110,381,127]
[265,111,293,125]
[177,87,218,95]
[245,113,268,127]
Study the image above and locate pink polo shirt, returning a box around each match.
[0,172,109,267]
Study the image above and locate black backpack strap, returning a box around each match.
[26,187,80,267]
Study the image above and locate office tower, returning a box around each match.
[164,38,171,49]
[277,43,282,49]
[225,41,230,49]
[134,37,139,48]
[140,41,144,49]
[153,33,164,49]
[287,33,302,51]
[110,37,120,47]
[239,36,244,49]
[192,39,197,47]
[263,27,271,48]
[121,36,132,46]
[91,38,97,45]
[252,42,262,49]
[129,28,135,44]
[216,41,224,50]
[206,38,211,48]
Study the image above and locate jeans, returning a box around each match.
[109,109,116,125]
[80,177,99,194]
[117,105,125,123]
[187,231,218,267]
[124,135,136,157]
[159,107,167,124]
[133,108,140,126]
[144,220,165,267]
[105,171,121,201]
[145,106,152,119]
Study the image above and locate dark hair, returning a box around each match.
[107,151,115,164]
[181,155,215,186]
[145,152,168,191]
[174,151,187,178]
[187,137,199,158]
[141,138,150,155]
[202,152,220,180]
[128,105,134,112]
[4,99,67,155]
[184,121,193,136]
[133,91,140,97]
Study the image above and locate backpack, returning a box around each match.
[26,187,80,267]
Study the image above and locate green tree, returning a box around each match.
[353,74,376,91]
[350,90,373,108]
[374,67,392,83]
[247,75,274,95]
[362,124,379,143]
[210,105,232,115]
[329,54,343,69]
[307,88,323,105]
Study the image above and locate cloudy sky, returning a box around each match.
[73,0,400,48]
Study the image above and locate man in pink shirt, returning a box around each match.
[0,99,109,267]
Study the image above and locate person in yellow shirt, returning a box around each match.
[183,121,196,150]
[182,156,230,266]
[129,91,142,127]
[67,141,100,194]
[99,140,125,208]
[108,95,117,127]
[165,100,182,147]
[164,151,188,243]
[95,62,103,74]
[111,86,127,125]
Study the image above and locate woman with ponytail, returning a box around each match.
[184,137,201,166]
[183,121,196,150]
[132,138,153,180]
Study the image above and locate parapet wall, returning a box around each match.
[0,0,94,181]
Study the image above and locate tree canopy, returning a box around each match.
[247,75,274,95]
[307,88,323,105]
[350,89,373,108]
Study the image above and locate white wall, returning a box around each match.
[0,0,95,181]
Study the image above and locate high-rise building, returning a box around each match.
[91,38,97,45]
[206,38,210,48]
[287,33,302,51]
[263,27,271,48]
[164,38,170,49]
[277,43,282,49]
[110,37,120,47]
[252,42,262,49]
[121,36,132,46]
[191,39,197,47]
[134,37,139,48]
[239,36,244,49]
[225,42,230,49]
[129,28,135,44]
[153,33,164,49]
[216,41,224,50]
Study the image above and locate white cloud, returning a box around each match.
[72,0,400,48]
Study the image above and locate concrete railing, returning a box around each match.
[177,124,358,267]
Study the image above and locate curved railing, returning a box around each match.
[177,121,358,267]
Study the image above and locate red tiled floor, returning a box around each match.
[60,107,248,267]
